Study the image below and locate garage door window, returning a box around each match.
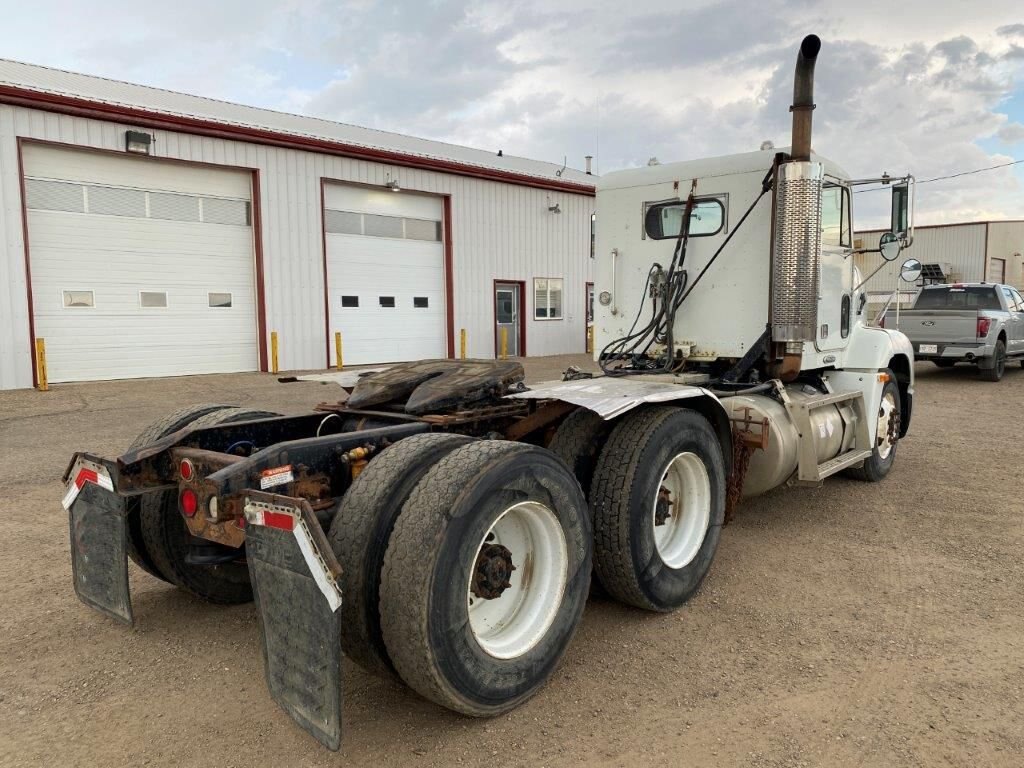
[87,186,147,218]
[379,296,396,308]
[404,219,442,241]
[534,278,563,320]
[208,292,233,308]
[140,291,168,308]
[324,209,442,242]
[151,192,201,223]
[26,179,85,213]
[202,198,251,226]
[413,297,429,308]
[341,295,359,307]
[62,290,94,308]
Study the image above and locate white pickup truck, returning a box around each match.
[895,283,1024,381]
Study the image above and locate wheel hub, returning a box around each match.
[472,543,516,600]
[655,487,673,526]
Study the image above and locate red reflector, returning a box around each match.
[180,488,198,518]
[179,459,194,481]
[977,317,991,338]
[75,468,99,489]
[262,511,295,531]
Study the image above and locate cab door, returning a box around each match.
[815,184,853,351]
[1006,287,1024,355]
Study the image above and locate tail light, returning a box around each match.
[179,458,195,481]
[180,488,198,518]
[977,317,992,338]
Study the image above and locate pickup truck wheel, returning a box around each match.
[979,340,1006,382]
[139,407,279,604]
[125,403,235,583]
[380,441,591,716]
[845,372,900,482]
[326,432,474,676]
[589,406,726,612]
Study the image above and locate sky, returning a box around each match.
[0,0,1022,229]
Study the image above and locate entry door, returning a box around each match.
[494,283,521,357]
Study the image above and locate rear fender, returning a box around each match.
[507,378,733,473]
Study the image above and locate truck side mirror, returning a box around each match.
[879,232,902,262]
[890,181,913,245]
[900,258,922,283]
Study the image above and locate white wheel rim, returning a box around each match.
[652,452,711,570]
[876,391,898,459]
[467,501,568,660]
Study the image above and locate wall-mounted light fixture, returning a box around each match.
[548,202,562,214]
[385,175,401,192]
[125,130,153,155]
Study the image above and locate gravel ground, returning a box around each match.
[0,356,1022,768]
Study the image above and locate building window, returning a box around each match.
[62,290,94,308]
[379,296,396,308]
[140,291,168,308]
[208,292,233,308]
[590,213,596,258]
[413,297,429,308]
[534,278,563,320]
[341,295,359,308]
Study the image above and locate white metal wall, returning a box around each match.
[985,222,1024,289]
[0,104,595,389]
[854,224,987,296]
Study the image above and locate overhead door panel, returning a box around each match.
[23,145,258,383]
[324,184,446,366]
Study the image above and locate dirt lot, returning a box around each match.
[1,356,1022,768]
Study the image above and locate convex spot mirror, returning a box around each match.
[879,232,902,262]
[900,258,923,283]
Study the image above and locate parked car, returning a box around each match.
[892,283,1024,381]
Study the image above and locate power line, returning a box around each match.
[854,158,1024,193]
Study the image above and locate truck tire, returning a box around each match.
[548,407,609,496]
[139,407,279,604]
[589,406,726,612]
[979,340,1006,382]
[125,403,235,582]
[380,441,591,717]
[846,371,900,482]
[326,432,474,676]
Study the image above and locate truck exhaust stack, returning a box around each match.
[771,34,825,375]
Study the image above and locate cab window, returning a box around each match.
[821,185,851,248]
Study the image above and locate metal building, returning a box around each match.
[855,220,1024,308]
[0,59,596,390]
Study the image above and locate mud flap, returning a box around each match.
[244,491,344,752]
[67,481,133,625]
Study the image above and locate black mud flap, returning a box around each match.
[243,491,344,752]
[67,478,133,625]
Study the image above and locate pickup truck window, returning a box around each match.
[821,185,851,248]
[1011,289,1024,311]
[914,286,1001,310]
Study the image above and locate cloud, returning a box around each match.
[0,0,1022,227]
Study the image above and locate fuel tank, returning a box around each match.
[724,385,854,496]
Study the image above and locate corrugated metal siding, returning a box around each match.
[0,104,594,389]
[985,221,1024,289]
[853,224,987,296]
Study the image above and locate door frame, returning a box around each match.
[17,137,269,386]
[585,281,594,352]
[492,279,526,358]
[319,178,454,367]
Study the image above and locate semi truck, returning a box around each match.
[64,35,917,751]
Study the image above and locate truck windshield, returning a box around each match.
[913,286,1001,310]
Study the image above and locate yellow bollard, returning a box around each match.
[460,329,467,360]
[587,325,595,354]
[335,331,344,370]
[500,327,508,360]
[35,338,48,391]
[270,331,279,374]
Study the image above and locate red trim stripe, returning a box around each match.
[75,468,99,489]
[261,511,295,532]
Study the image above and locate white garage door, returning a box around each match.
[23,144,259,383]
[324,184,447,365]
